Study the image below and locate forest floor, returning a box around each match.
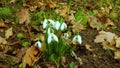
[0,0,120,68]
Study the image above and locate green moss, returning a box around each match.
[17,33,24,39]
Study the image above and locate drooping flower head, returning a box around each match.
[34,41,42,48]
[43,19,48,29]
[72,35,82,44]
[47,33,58,44]
[48,19,55,26]
[60,22,67,31]
[54,21,61,30]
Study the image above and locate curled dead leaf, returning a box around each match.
[55,5,69,17]
[5,27,13,39]
[61,56,66,67]
[94,31,117,43]
[46,0,56,8]
[85,44,94,52]
[115,37,120,48]
[71,21,86,33]
[114,50,120,59]
[0,37,7,44]
[87,16,101,30]
[22,45,41,68]
[0,21,7,27]
[106,18,114,26]
[102,41,116,51]
[16,8,30,24]
[34,1,46,9]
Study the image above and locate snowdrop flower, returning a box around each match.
[47,33,58,44]
[43,19,48,29]
[35,41,42,48]
[47,28,51,35]
[60,22,67,31]
[72,35,82,44]
[48,19,55,26]
[54,21,61,30]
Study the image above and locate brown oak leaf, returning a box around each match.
[87,16,102,30]
[114,50,120,59]
[55,5,69,17]
[0,21,7,27]
[22,45,41,68]
[94,31,117,43]
[46,0,56,8]
[16,8,30,24]
[5,27,13,39]
[0,37,7,44]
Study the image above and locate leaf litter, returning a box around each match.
[1,0,120,68]
[94,31,120,59]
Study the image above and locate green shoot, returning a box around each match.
[19,63,23,68]
[70,62,75,68]
[17,33,24,39]
[21,41,31,47]
[75,8,87,25]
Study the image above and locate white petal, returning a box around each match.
[47,28,51,35]
[72,36,77,42]
[35,41,42,48]
[77,35,82,44]
[63,22,67,28]
[55,21,61,30]
[43,19,48,29]
[52,33,58,42]
[48,19,55,26]
[60,22,67,31]
[48,34,52,44]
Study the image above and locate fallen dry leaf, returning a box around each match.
[10,0,16,3]
[94,31,117,43]
[106,18,114,26]
[0,21,7,27]
[0,37,7,44]
[5,27,13,39]
[115,37,120,48]
[22,45,41,68]
[85,44,94,52]
[15,47,28,60]
[87,16,102,30]
[60,56,66,67]
[114,50,120,59]
[45,63,56,68]
[34,1,46,9]
[16,8,30,24]
[64,10,76,24]
[55,5,69,17]
[71,21,86,33]
[102,41,116,51]
[46,0,56,8]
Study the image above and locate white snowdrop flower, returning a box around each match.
[60,22,67,31]
[47,28,51,35]
[48,19,55,26]
[72,35,82,44]
[35,41,42,48]
[54,21,61,30]
[64,33,69,39]
[48,34,52,44]
[47,33,58,44]
[43,19,48,29]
